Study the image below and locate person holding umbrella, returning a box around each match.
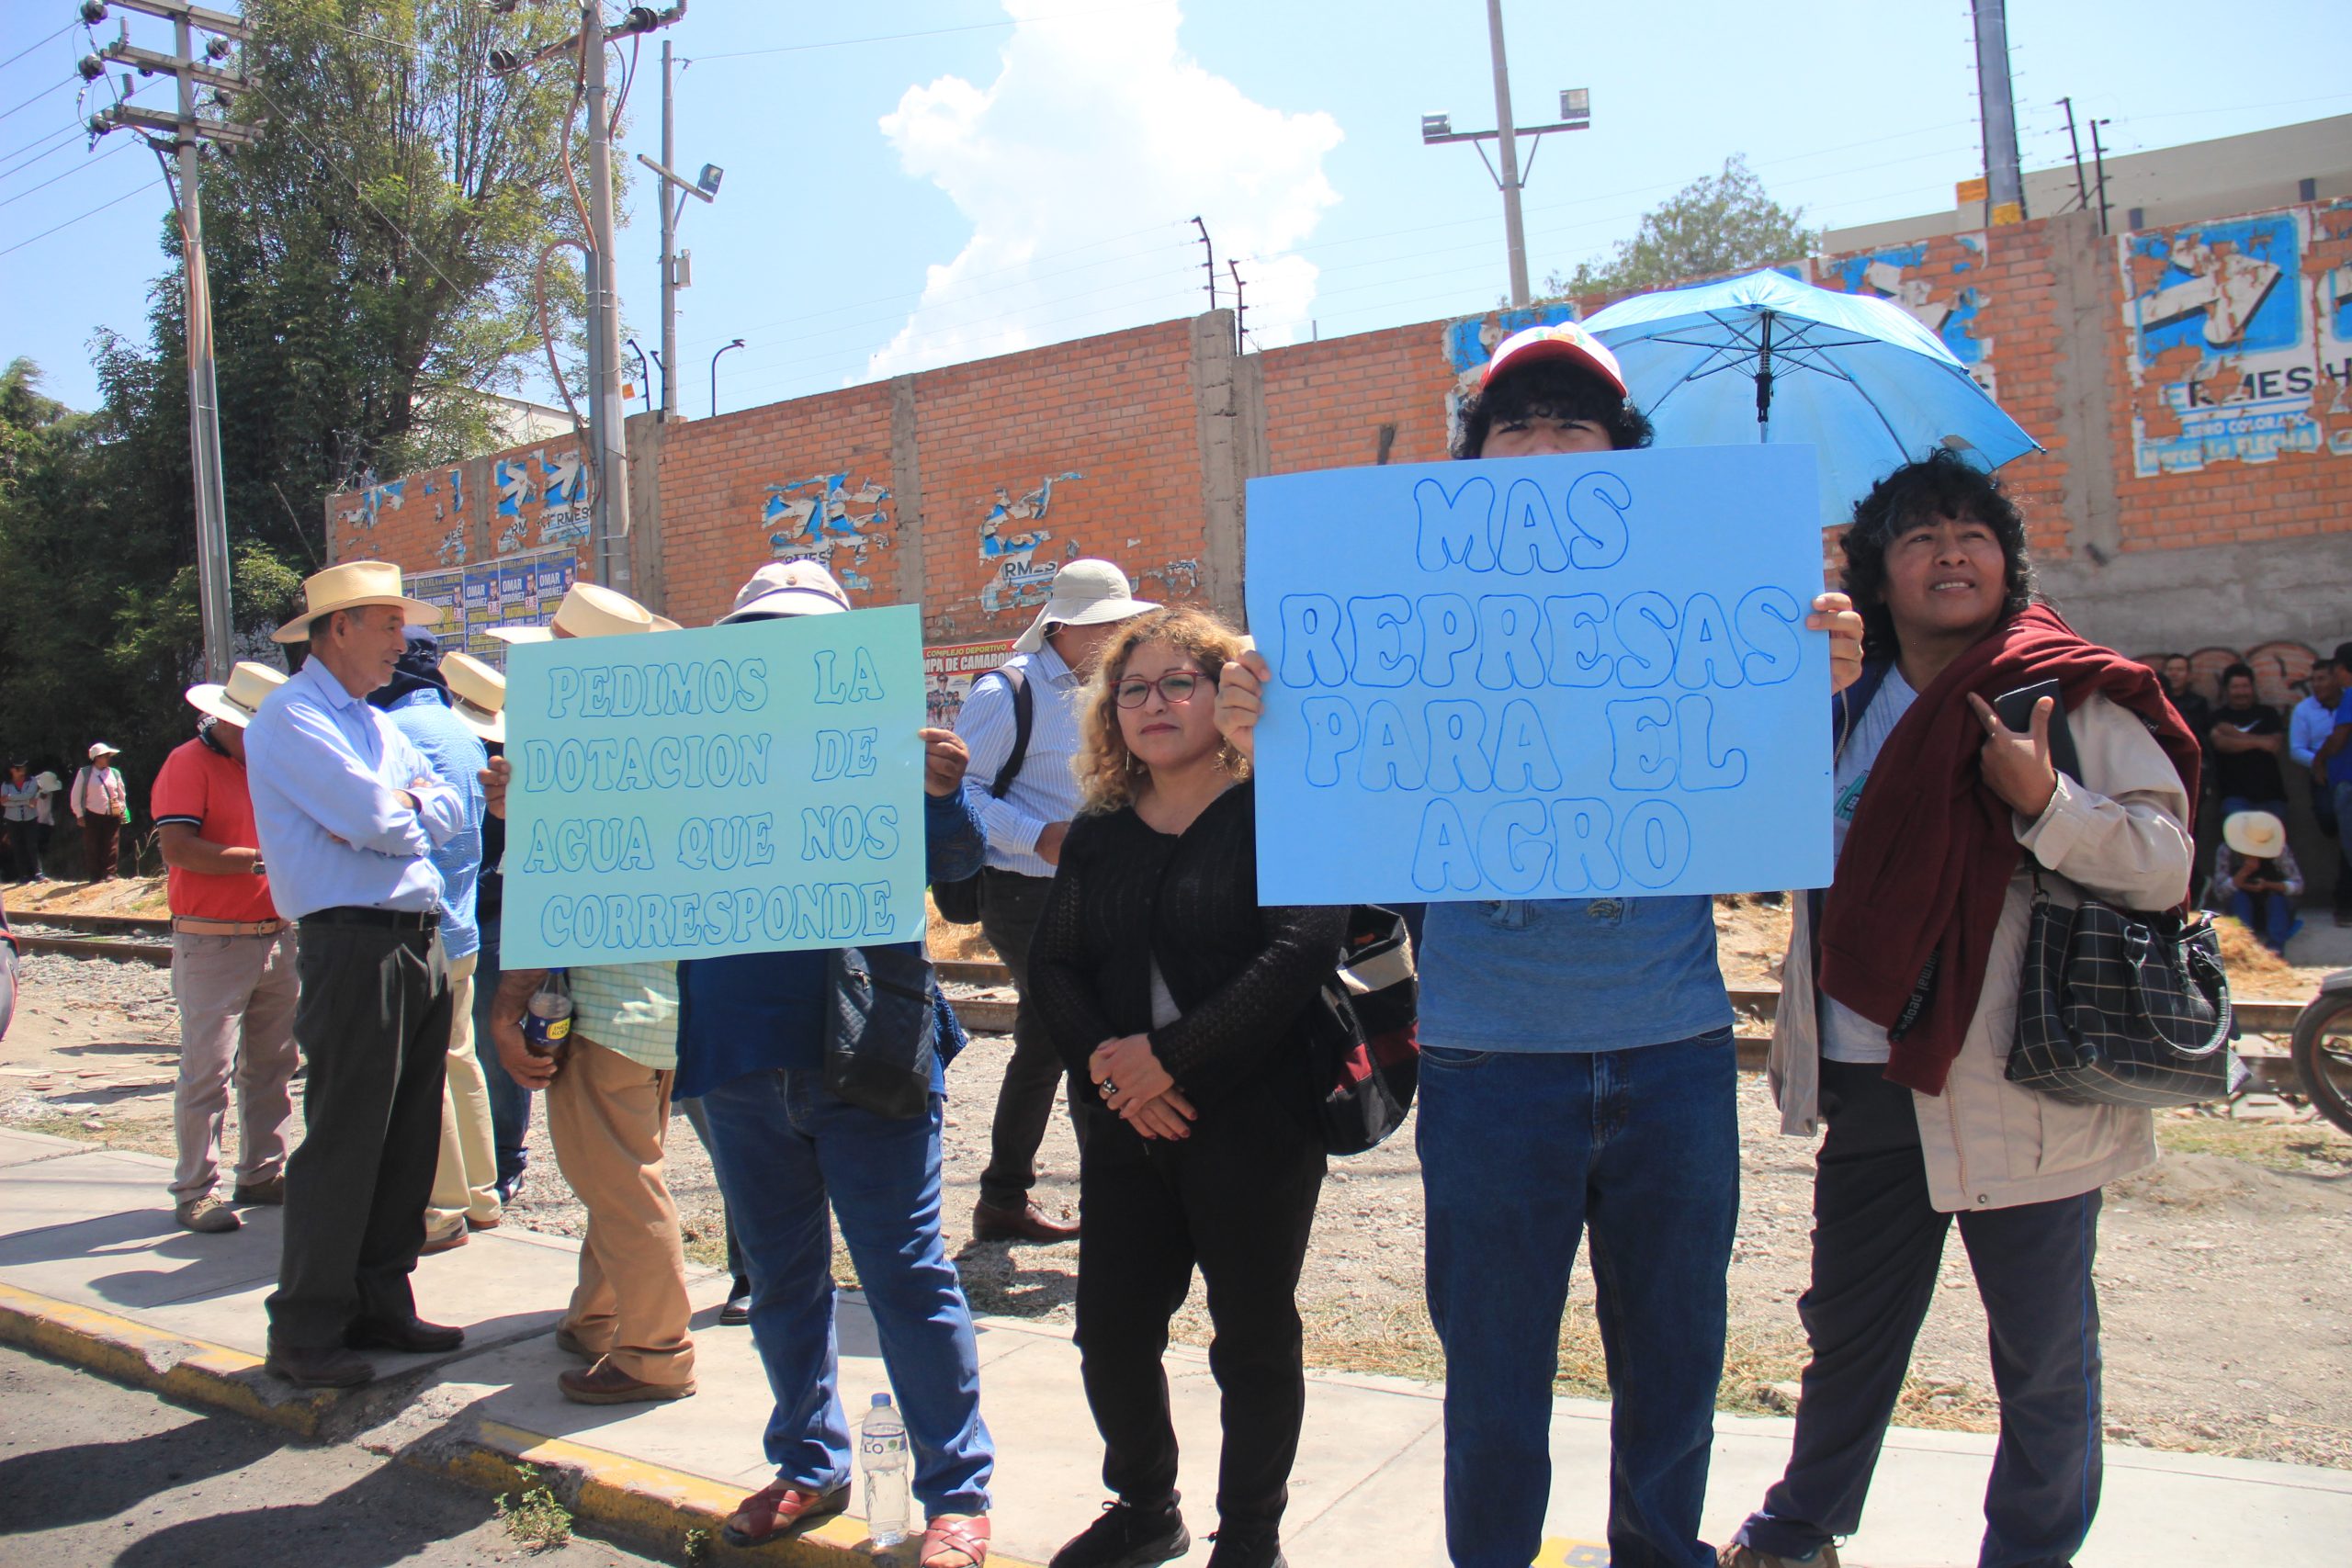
[1216,321,1866,1568]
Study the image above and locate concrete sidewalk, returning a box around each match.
[2,1125,2345,1567]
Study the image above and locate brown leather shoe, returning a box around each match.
[265,1339,375,1389]
[554,1325,601,1360]
[721,1480,850,1547]
[971,1198,1079,1244]
[420,1224,469,1256]
[175,1196,241,1234]
[559,1359,696,1405]
[1718,1543,1841,1568]
[231,1176,284,1205]
[345,1315,465,1354]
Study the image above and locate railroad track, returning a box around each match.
[7,917,2312,1043]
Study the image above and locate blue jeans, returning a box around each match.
[2229,889,2297,953]
[469,919,532,1199]
[696,1068,992,1513]
[1419,1029,1738,1568]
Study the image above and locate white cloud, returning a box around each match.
[866,0,1340,379]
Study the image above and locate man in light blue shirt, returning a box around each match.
[243,561,470,1390]
[2291,649,2348,925]
[371,626,496,1248]
[955,559,1153,1244]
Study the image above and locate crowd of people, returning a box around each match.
[1,742,135,883]
[13,321,2335,1568]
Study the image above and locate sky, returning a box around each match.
[2,0,2347,418]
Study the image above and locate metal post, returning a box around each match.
[175,12,232,682]
[582,0,631,591]
[2089,118,2112,236]
[711,338,743,418]
[1970,0,2026,225]
[1485,0,1530,307]
[2058,96,2090,214]
[658,38,677,419]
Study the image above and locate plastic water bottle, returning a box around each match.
[859,1392,910,1547]
[523,971,572,1059]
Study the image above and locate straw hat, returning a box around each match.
[441,650,506,743]
[2222,809,2287,860]
[184,661,288,730]
[486,581,662,643]
[1011,558,1156,654]
[271,560,443,644]
[720,559,853,623]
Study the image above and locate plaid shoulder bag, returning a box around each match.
[2007,868,2233,1108]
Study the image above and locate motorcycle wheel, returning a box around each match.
[2290,990,2352,1138]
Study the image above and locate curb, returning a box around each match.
[0,1280,1041,1566]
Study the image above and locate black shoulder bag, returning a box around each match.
[930,666,1032,925]
[824,945,941,1119]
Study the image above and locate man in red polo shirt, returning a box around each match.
[153,662,302,1235]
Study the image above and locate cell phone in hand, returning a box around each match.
[1992,679,2083,784]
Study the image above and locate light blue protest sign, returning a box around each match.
[1245,445,1833,907]
[501,604,928,967]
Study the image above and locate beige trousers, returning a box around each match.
[547,1036,695,1386]
[169,929,300,1202]
[424,953,500,1234]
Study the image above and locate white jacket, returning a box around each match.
[1770,690,2193,1213]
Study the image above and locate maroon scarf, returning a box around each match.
[1816,604,2199,1096]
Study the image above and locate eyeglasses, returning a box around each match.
[1114,670,1216,709]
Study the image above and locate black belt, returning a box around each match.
[300,906,441,931]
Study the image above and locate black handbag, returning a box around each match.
[823,945,940,1119]
[931,667,1031,926]
[1302,905,1421,1155]
[2007,871,2233,1108]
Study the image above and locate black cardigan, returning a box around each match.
[1027,780,1347,1116]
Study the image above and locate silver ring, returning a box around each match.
[1099,1078,1118,1098]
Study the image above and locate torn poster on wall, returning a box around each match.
[1815,235,1993,395]
[404,546,578,671]
[763,472,894,596]
[978,472,1083,613]
[2121,203,2352,476]
[494,446,589,553]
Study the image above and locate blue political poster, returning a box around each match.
[501,604,929,966]
[1244,445,1834,907]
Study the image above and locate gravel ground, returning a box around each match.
[6,947,2349,1472]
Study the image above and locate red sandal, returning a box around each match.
[719,1480,849,1548]
[921,1512,990,1567]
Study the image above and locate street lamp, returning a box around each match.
[710,338,744,419]
[1422,0,1591,307]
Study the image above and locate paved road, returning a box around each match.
[0,1345,665,1566]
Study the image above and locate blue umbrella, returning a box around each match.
[1581,269,2040,527]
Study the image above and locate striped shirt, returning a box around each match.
[954,643,1086,879]
[569,961,681,1070]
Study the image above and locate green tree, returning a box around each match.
[1544,155,1816,299]
[0,2,612,796]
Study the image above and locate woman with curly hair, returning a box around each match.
[1027,605,1345,1568]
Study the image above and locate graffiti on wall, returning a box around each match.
[978,471,1083,613]
[334,467,469,564]
[1817,235,1993,391]
[762,472,893,595]
[2121,202,2352,476]
[493,446,588,553]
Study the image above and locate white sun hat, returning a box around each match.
[486,581,661,643]
[1011,558,1156,654]
[2222,809,2287,860]
[719,559,854,623]
[271,560,443,645]
[183,661,289,729]
[441,650,507,743]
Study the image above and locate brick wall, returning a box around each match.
[330,198,2352,667]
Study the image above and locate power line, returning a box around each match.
[0,137,129,209]
[0,73,73,125]
[0,22,74,73]
[0,122,81,180]
[682,1,1177,63]
[0,175,165,259]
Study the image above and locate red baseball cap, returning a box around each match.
[1481,320,1627,398]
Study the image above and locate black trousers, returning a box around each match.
[978,867,1083,1207]
[1740,1060,2104,1568]
[1073,1084,1326,1536]
[266,920,452,1348]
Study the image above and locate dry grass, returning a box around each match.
[3,874,171,919]
[2157,1111,2352,1176]
[924,894,1001,964]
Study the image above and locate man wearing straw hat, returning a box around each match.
[370,626,498,1252]
[956,558,1155,1246]
[153,661,300,1235]
[243,561,473,1388]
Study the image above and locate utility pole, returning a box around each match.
[1422,4,1588,310]
[80,0,259,685]
[635,38,721,421]
[490,1,687,592]
[1970,0,2026,225]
